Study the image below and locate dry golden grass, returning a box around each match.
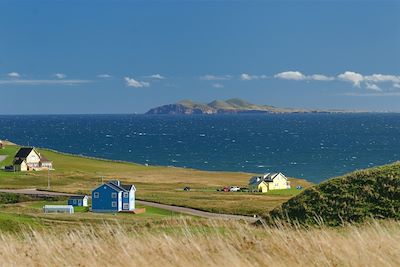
[0,218,399,267]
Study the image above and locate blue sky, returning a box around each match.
[0,0,399,114]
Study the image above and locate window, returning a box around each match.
[94,192,99,198]
[111,192,117,198]
[73,199,77,204]
[123,192,129,198]
[123,203,129,210]
[111,201,117,208]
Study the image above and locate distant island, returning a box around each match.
[145,98,359,115]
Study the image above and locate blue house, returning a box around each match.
[67,195,89,207]
[91,180,136,213]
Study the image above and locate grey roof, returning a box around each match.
[15,147,35,159]
[93,180,136,192]
[13,158,26,165]
[68,195,88,200]
[121,184,134,191]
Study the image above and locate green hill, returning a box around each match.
[268,162,400,226]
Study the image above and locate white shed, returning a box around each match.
[43,205,74,214]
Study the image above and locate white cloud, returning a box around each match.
[212,83,224,88]
[393,83,400,89]
[364,74,400,83]
[97,74,112,78]
[124,77,150,88]
[7,72,20,78]
[343,92,400,97]
[200,74,232,81]
[275,71,334,81]
[365,83,382,91]
[240,73,267,81]
[0,79,91,85]
[53,73,66,79]
[149,74,165,79]
[310,74,335,81]
[337,71,364,87]
[240,73,253,81]
[274,71,306,81]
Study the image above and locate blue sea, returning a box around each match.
[1,114,399,183]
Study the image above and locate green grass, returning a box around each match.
[0,145,312,216]
[269,161,400,226]
[0,212,41,232]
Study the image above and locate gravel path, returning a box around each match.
[136,200,258,222]
[0,188,258,222]
[0,155,7,162]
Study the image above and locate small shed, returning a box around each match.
[43,205,74,214]
[68,195,88,207]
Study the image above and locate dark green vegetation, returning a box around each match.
[269,162,400,226]
[0,192,34,204]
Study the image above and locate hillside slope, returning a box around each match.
[269,162,400,225]
[145,98,329,115]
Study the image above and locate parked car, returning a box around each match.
[229,186,241,192]
[296,185,303,190]
[183,186,191,191]
[223,187,230,192]
[240,187,249,192]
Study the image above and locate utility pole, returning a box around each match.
[47,169,51,190]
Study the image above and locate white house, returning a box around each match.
[13,147,53,171]
[249,172,290,193]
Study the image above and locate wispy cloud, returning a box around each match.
[212,83,224,88]
[7,72,20,78]
[53,73,66,79]
[309,74,335,81]
[124,77,149,88]
[97,74,112,78]
[240,73,267,81]
[365,83,382,92]
[149,74,165,79]
[275,71,334,81]
[0,79,91,85]
[364,74,400,83]
[343,92,400,97]
[274,70,400,92]
[200,74,232,81]
[338,71,400,88]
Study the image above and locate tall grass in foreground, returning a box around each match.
[0,218,399,267]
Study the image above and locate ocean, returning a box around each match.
[1,113,399,183]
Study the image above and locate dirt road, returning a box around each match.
[0,188,259,222]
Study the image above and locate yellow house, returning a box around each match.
[249,173,290,193]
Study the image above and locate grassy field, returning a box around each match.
[0,218,399,266]
[0,145,312,216]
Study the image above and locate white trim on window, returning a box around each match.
[123,192,129,198]
[123,203,129,210]
[111,192,117,198]
[111,201,117,208]
[94,192,99,198]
